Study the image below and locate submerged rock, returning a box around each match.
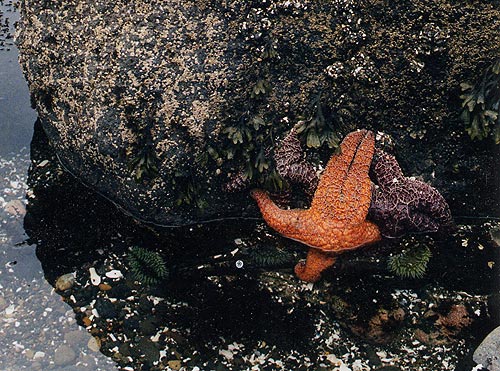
[473,326,500,371]
[17,0,500,225]
[53,344,77,367]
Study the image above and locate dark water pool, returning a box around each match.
[1,3,499,371]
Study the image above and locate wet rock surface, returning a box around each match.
[16,0,500,225]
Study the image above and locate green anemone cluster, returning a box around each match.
[461,58,500,143]
[127,246,168,285]
[388,245,432,279]
[248,245,295,268]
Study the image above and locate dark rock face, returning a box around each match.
[17,0,500,225]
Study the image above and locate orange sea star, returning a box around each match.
[251,130,381,282]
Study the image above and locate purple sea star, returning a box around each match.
[368,149,454,237]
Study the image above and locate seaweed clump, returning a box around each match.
[127,145,159,182]
[295,92,342,150]
[127,246,168,285]
[460,58,500,143]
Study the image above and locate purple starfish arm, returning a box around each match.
[370,149,405,189]
[368,149,454,237]
[222,170,251,193]
[223,124,318,196]
[274,126,318,198]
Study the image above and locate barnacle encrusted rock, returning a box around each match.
[16,0,500,225]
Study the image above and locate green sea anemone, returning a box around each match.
[388,245,432,279]
[127,246,168,285]
[249,245,295,268]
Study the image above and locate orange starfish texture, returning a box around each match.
[251,129,381,282]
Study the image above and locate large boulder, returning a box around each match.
[17,0,500,225]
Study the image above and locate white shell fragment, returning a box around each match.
[89,267,101,286]
[33,351,45,359]
[5,304,16,316]
[105,269,123,279]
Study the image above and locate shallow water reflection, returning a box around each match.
[0,3,37,156]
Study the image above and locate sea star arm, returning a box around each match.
[370,149,404,189]
[250,189,328,248]
[294,248,337,283]
[311,130,375,223]
[369,150,454,237]
[410,180,454,232]
[275,126,318,197]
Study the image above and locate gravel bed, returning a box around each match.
[0,150,116,370]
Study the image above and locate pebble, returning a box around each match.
[168,360,182,370]
[5,303,16,316]
[88,336,101,352]
[54,344,77,366]
[489,226,500,247]
[4,199,26,216]
[33,351,45,360]
[105,269,123,279]
[24,349,34,360]
[55,273,76,291]
[89,267,101,286]
[137,338,160,363]
[64,330,89,347]
[99,283,112,291]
